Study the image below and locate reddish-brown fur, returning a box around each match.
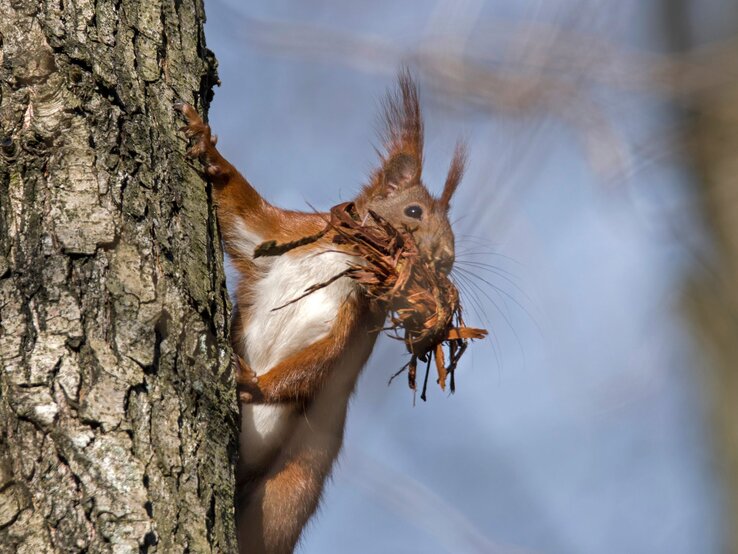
[235,304,382,553]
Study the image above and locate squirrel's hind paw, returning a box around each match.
[235,354,263,403]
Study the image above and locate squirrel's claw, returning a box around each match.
[175,102,228,179]
[173,100,200,121]
[234,354,262,403]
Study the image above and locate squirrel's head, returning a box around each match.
[355,70,466,277]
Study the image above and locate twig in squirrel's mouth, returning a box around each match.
[253,201,487,400]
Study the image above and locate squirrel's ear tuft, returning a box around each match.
[439,141,467,211]
[379,68,423,168]
[381,153,419,193]
[362,69,424,200]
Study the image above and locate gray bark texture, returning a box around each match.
[0,0,238,552]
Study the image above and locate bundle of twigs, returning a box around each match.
[255,202,487,400]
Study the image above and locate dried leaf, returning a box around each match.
[254,201,488,400]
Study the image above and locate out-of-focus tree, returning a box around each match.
[667,1,738,550]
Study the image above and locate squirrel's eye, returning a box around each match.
[404,205,423,220]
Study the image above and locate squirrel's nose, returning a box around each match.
[434,246,454,275]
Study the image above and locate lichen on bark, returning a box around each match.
[0,0,237,551]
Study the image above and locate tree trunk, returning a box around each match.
[0,0,238,552]
[685,79,738,554]
[662,1,738,550]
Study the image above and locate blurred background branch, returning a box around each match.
[223,5,738,182]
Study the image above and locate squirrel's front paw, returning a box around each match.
[234,354,263,403]
[174,101,223,177]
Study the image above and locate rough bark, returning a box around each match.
[0,0,237,552]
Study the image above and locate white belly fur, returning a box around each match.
[234,221,370,473]
[243,248,355,376]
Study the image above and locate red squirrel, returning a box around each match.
[176,71,465,554]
